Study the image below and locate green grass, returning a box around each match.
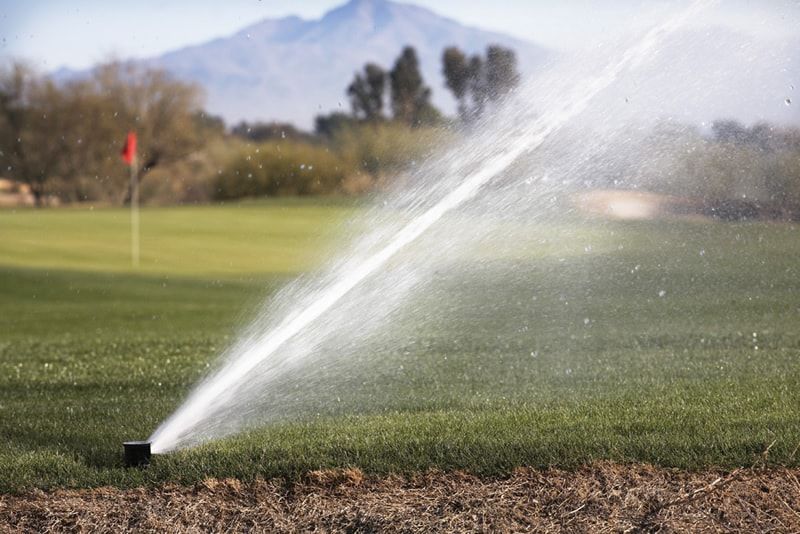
[0,198,358,276]
[0,201,799,492]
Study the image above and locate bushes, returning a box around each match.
[600,121,800,220]
[213,122,450,200]
[678,127,800,220]
[214,140,352,199]
[332,121,444,177]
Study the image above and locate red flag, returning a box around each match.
[121,131,137,165]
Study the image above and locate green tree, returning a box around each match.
[467,54,487,119]
[442,47,470,120]
[442,45,520,123]
[347,63,386,121]
[314,112,358,139]
[485,45,520,100]
[193,111,226,137]
[389,46,437,126]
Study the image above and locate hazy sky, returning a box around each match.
[0,0,797,71]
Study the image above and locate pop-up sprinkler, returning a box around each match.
[123,441,152,467]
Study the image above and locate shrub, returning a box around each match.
[214,140,352,199]
[332,121,448,177]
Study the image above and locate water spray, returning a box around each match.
[142,0,716,455]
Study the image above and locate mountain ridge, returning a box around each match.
[55,0,549,128]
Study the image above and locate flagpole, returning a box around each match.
[130,155,140,268]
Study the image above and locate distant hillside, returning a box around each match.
[55,0,549,128]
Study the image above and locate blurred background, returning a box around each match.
[0,0,796,211]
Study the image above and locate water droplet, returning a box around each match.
[785,98,792,106]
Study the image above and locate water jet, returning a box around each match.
[148,0,720,453]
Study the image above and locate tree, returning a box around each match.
[0,61,207,205]
[0,63,81,205]
[389,46,437,126]
[86,62,205,201]
[485,45,520,100]
[347,63,386,121]
[711,120,750,145]
[467,54,487,119]
[442,47,470,120]
[193,111,226,137]
[441,45,520,123]
[314,112,358,138]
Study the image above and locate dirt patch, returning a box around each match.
[2,463,799,532]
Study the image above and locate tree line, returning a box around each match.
[5,44,796,217]
[0,43,520,206]
[314,43,521,133]
[219,44,521,201]
[591,119,800,220]
[0,62,218,206]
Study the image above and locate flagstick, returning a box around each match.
[130,156,140,268]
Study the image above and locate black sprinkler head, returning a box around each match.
[123,441,152,467]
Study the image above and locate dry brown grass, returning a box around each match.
[2,463,799,533]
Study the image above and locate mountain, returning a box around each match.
[62,0,549,129]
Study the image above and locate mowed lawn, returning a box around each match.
[0,200,798,492]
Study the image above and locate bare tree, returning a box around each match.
[87,62,205,202]
[0,61,206,205]
[0,63,79,205]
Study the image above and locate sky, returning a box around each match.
[0,0,797,71]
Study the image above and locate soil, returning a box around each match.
[2,463,799,533]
